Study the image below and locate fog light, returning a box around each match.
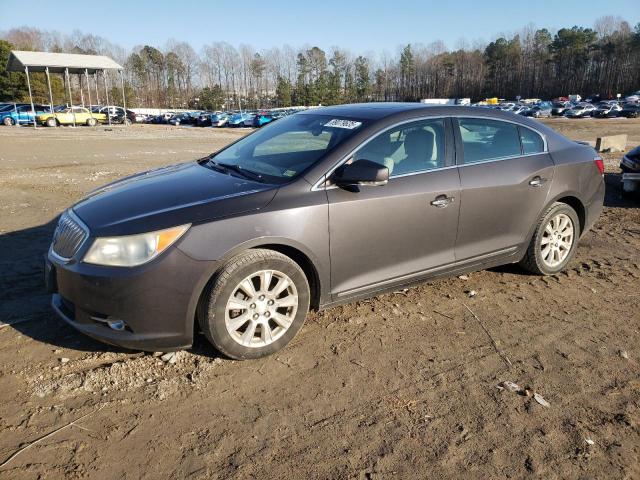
[107,319,126,331]
[90,315,129,332]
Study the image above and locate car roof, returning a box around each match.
[298,102,551,125]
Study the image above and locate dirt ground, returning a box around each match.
[0,118,638,479]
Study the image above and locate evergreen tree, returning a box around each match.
[275,75,292,107]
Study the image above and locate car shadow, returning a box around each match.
[0,216,221,358]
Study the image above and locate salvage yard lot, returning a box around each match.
[0,120,639,479]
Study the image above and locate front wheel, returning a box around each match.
[520,202,580,275]
[199,249,310,359]
[86,117,97,127]
[46,117,57,127]
[3,117,14,126]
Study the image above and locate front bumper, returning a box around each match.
[46,243,218,351]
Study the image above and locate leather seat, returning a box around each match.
[395,129,435,175]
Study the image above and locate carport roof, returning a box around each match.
[6,50,123,74]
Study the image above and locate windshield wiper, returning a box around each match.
[216,162,264,182]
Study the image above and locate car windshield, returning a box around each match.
[206,113,367,184]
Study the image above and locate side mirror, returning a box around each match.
[331,159,389,188]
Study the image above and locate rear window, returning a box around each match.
[458,118,521,163]
[519,127,545,155]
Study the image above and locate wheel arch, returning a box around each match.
[554,195,586,234]
[255,243,321,311]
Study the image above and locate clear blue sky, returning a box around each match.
[1,0,638,53]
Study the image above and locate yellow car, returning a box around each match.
[37,107,107,127]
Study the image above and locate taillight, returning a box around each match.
[594,156,604,176]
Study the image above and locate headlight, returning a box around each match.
[83,224,190,267]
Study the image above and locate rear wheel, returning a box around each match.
[199,249,310,359]
[520,202,580,275]
[46,117,57,127]
[86,117,97,127]
[3,117,14,126]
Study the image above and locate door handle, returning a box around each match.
[430,195,455,208]
[529,176,547,187]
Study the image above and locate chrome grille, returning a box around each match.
[51,211,87,259]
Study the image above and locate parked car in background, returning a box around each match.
[210,113,229,127]
[243,112,258,127]
[620,145,640,173]
[37,107,108,126]
[625,92,640,103]
[619,104,640,118]
[1,104,50,125]
[45,104,604,359]
[169,113,196,126]
[196,112,213,127]
[150,112,175,124]
[110,109,137,125]
[92,106,133,124]
[592,102,622,118]
[512,105,529,115]
[525,104,552,118]
[131,112,148,123]
[227,112,254,127]
[551,101,572,116]
[564,104,596,118]
[253,111,275,127]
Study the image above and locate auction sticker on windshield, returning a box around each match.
[324,119,362,129]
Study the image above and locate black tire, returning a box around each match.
[199,249,310,360]
[3,117,14,126]
[86,117,97,127]
[520,202,580,275]
[46,117,57,127]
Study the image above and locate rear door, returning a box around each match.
[327,117,460,297]
[454,117,554,261]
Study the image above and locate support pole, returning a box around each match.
[13,102,18,128]
[65,68,76,127]
[103,70,111,126]
[79,74,85,107]
[45,67,55,127]
[94,72,100,105]
[25,66,37,130]
[119,70,128,126]
[85,69,95,127]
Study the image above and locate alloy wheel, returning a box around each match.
[540,213,574,268]
[224,269,299,348]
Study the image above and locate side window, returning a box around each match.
[353,118,446,177]
[519,127,545,155]
[458,118,521,164]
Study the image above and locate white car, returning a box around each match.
[564,104,596,118]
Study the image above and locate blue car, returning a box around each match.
[1,104,50,126]
[252,111,275,128]
[227,112,254,127]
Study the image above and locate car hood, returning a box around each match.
[73,161,277,237]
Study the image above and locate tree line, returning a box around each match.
[1,16,639,110]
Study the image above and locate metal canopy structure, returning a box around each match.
[5,50,127,129]
[6,50,123,74]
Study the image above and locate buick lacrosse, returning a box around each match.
[45,103,604,359]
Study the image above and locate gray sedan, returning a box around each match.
[45,103,605,359]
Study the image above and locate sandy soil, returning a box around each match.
[0,119,638,479]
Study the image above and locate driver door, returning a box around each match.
[327,118,461,298]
